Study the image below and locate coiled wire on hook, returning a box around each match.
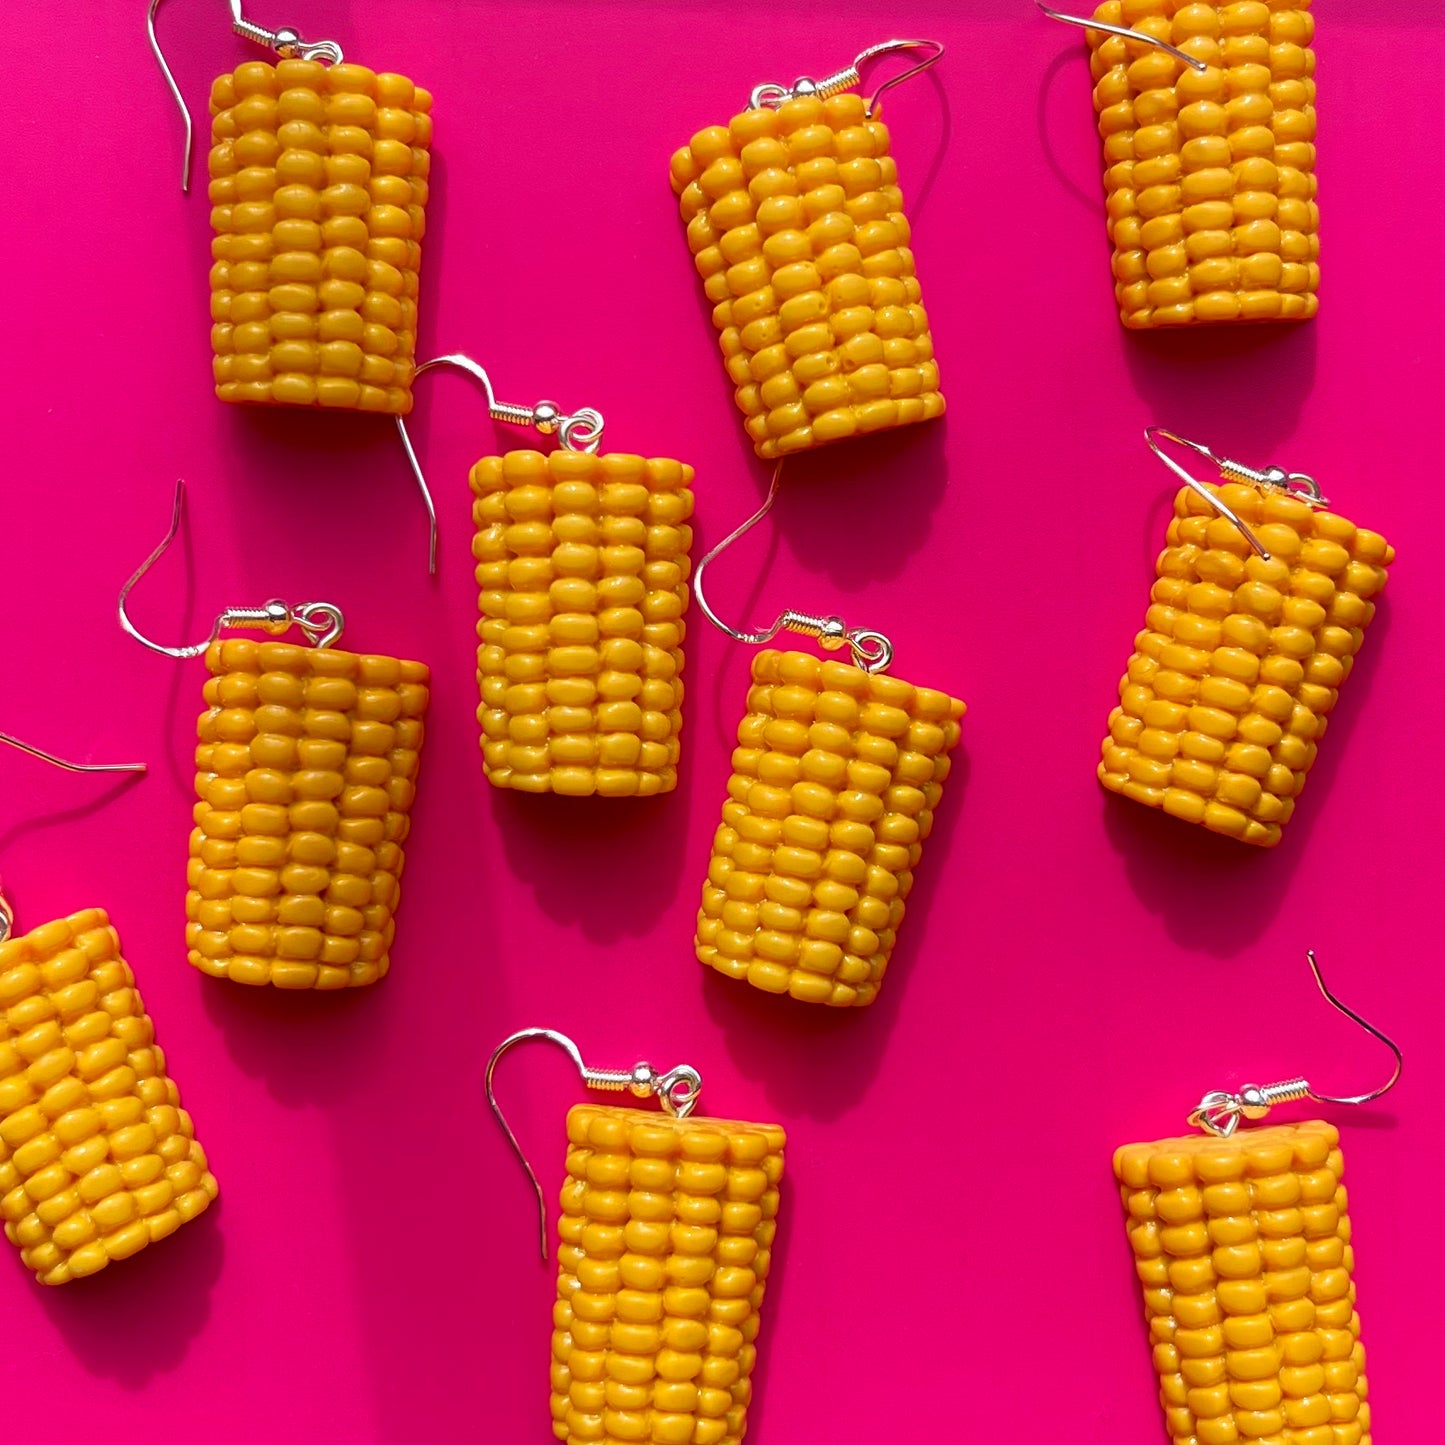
[692,462,894,674]
[750,37,944,116]
[118,480,345,658]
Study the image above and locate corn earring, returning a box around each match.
[1100,428,1392,848]
[0,736,218,1286]
[148,0,433,416]
[118,482,430,990]
[486,1028,786,1445]
[398,356,694,796]
[1116,950,1399,1445]
[692,465,965,1008]
[671,39,945,459]
[1038,1,1319,329]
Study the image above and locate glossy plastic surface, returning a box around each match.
[0,911,217,1285]
[671,92,943,458]
[1115,1121,1365,1443]
[1084,0,1319,329]
[471,450,693,796]
[188,639,430,988]
[553,1103,785,1445]
[208,60,432,414]
[1099,481,1391,846]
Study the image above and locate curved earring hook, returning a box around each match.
[0,732,146,777]
[396,354,605,575]
[692,462,894,673]
[1034,2,1208,72]
[485,1027,702,1261]
[119,480,345,656]
[1190,950,1403,1136]
[750,37,944,115]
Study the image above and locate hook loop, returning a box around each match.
[693,463,895,674]
[1189,951,1403,1137]
[397,354,606,575]
[1145,426,1328,564]
[118,480,345,657]
[1034,3,1208,72]
[750,38,943,117]
[486,1028,703,1262]
[148,0,344,194]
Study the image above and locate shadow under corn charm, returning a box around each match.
[1100,430,1391,847]
[670,41,945,458]
[487,1029,785,1445]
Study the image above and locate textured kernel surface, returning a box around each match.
[208,59,432,413]
[187,639,430,989]
[0,909,217,1285]
[1100,482,1391,847]
[1114,1121,1368,1445]
[1087,0,1318,329]
[670,91,942,458]
[471,450,693,797]
[551,1103,786,1445]
[696,649,965,1007]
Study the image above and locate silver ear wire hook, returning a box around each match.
[1190,951,1403,1138]
[1034,2,1209,72]
[118,479,345,656]
[693,463,894,674]
[148,0,344,194]
[750,38,944,117]
[1145,426,1328,564]
[396,354,605,575]
[485,1027,702,1262]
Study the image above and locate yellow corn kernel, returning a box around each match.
[696,649,964,1007]
[0,909,217,1285]
[471,449,693,797]
[208,59,433,413]
[669,91,943,458]
[1085,1,1318,328]
[1100,482,1391,847]
[552,1104,785,1445]
[187,638,430,989]
[1114,1122,1367,1445]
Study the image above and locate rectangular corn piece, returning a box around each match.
[1114,1121,1368,1445]
[670,91,943,458]
[1099,482,1391,846]
[471,450,693,797]
[696,649,964,1007]
[0,909,217,1285]
[208,58,432,413]
[187,638,430,989]
[1086,0,1318,328]
[551,1103,786,1445]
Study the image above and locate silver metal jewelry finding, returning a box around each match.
[693,463,895,674]
[750,38,944,117]
[148,0,344,195]
[1034,2,1208,72]
[1189,951,1403,1138]
[1145,426,1328,563]
[118,480,345,657]
[397,354,606,575]
[485,1028,703,1262]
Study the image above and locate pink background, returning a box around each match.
[1,2,1441,1441]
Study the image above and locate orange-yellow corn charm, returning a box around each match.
[671,65,943,458]
[0,910,217,1285]
[697,649,965,1007]
[1075,0,1318,328]
[1100,432,1391,847]
[472,450,693,797]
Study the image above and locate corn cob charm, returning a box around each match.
[670,41,944,459]
[698,649,964,1007]
[0,908,217,1285]
[487,1029,786,1445]
[1100,431,1391,847]
[1061,0,1318,328]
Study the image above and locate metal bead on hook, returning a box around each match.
[749,37,944,116]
